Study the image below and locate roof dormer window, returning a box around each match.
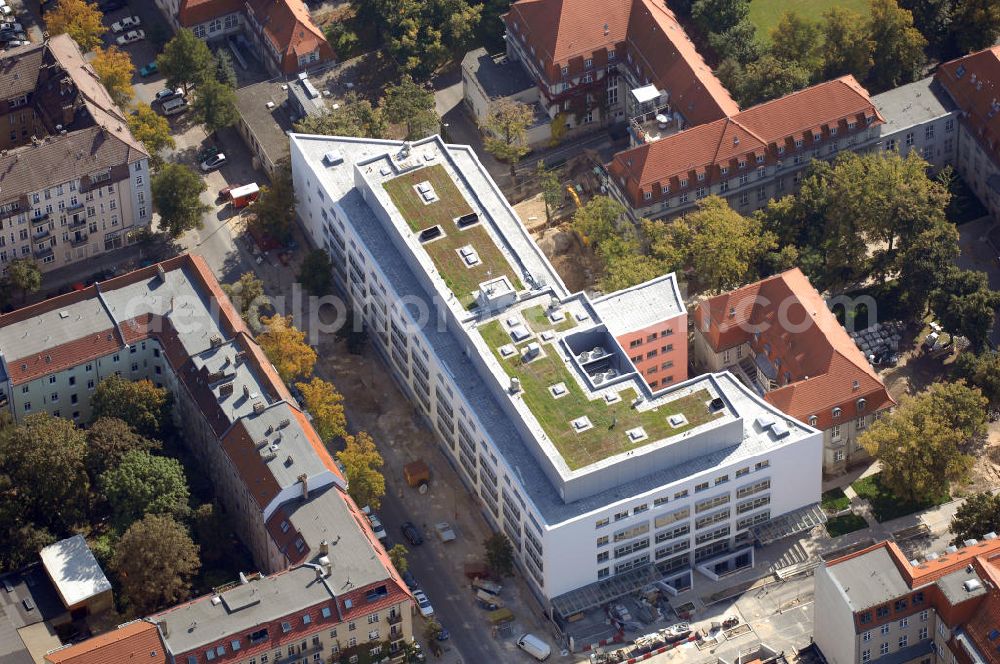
[720,166,729,175]
[832,407,842,418]
[756,154,765,164]
[680,178,688,188]
[813,132,822,142]
[738,159,747,169]
[561,66,568,76]
[777,145,785,155]
[857,398,866,411]
[848,121,857,130]
[795,138,803,148]
[697,172,705,181]
[643,190,652,201]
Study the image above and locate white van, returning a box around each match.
[516,633,551,661]
[161,97,188,116]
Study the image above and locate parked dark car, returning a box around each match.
[401,521,423,546]
[401,570,418,590]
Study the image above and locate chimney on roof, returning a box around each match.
[156,620,169,637]
[243,384,250,398]
[299,473,308,499]
[156,264,166,282]
[320,539,329,556]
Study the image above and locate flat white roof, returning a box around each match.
[632,84,660,104]
[39,535,111,608]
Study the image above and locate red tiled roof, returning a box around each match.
[695,269,894,429]
[936,46,1000,165]
[177,0,334,74]
[624,0,738,125]
[45,621,166,664]
[245,0,335,74]
[609,76,883,207]
[178,0,243,27]
[505,0,737,123]
[962,553,1000,663]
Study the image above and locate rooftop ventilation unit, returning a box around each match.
[418,225,443,243]
[964,539,978,547]
[323,150,343,166]
[709,397,725,411]
[946,545,958,553]
[456,212,479,228]
[278,418,290,429]
[219,383,234,397]
[964,579,983,592]
[210,335,223,348]
[985,532,997,540]
[252,402,265,414]
[926,552,940,560]
[770,422,790,438]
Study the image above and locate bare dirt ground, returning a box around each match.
[533,224,602,294]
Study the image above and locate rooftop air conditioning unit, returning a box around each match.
[253,402,265,414]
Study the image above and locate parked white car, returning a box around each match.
[111,15,141,33]
[367,515,387,541]
[115,29,145,45]
[412,589,434,617]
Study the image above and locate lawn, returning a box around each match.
[825,513,869,537]
[821,488,851,513]
[522,304,577,334]
[383,165,522,307]
[480,320,721,469]
[851,473,949,523]
[749,0,870,41]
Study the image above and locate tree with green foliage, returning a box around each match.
[85,417,161,480]
[596,233,667,292]
[295,377,347,442]
[365,0,482,78]
[894,217,960,318]
[294,92,388,139]
[325,21,360,58]
[647,196,775,292]
[721,55,811,107]
[127,103,175,164]
[100,451,190,529]
[536,161,564,223]
[213,50,238,89]
[251,160,296,243]
[222,272,270,331]
[861,381,987,503]
[571,195,626,247]
[7,258,41,304]
[92,375,173,439]
[931,267,1000,351]
[948,0,1000,56]
[483,99,534,178]
[193,78,240,135]
[388,543,409,575]
[298,249,334,296]
[708,19,763,65]
[820,7,875,82]
[770,12,823,75]
[955,351,1000,409]
[0,414,89,532]
[950,492,1000,546]
[92,46,135,108]
[157,29,213,95]
[867,0,927,92]
[381,76,439,140]
[112,514,200,615]
[152,163,211,237]
[901,0,953,55]
[336,432,385,510]
[483,532,514,577]
[691,0,750,34]
[45,0,104,52]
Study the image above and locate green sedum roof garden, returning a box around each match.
[382,165,523,308]
[479,319,720,470]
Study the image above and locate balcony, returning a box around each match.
[30,213,50,226]
[65,201,84,212]
[68,217,87,230]
[70,234,89,247]
[32,229,51,242]
[387,612,403,626]
[33,246,53,260]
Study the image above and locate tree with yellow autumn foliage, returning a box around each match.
[257,315,316,384]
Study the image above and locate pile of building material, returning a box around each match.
[848,321,905,361]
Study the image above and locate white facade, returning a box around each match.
[290,134,823,607]
[0,158,150,273]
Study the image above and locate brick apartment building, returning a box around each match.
[501,0,738,141]
[153,0,334,76]
[693,269,895,476]
[815,537,1000,664]
[0,255,413,664]
[935,46,1000,223]
[605,76,885,220]
[0,36,152,274]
